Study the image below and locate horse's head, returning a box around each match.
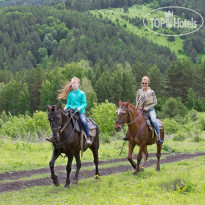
[47,103,63,143]
[115,100,130,132]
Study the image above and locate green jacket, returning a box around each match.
[65,89,87,113]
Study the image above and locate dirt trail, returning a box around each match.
[0,152,204,193]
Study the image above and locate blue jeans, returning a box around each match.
[78,113,90,138]
[148,108,160,136]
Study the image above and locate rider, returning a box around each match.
[123,76,163,144]
[57,77,92,145]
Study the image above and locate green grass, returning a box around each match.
[198,112,205,119]
[0,156,205,204]
[0,135,205,173]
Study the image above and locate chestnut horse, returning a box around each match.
[114,100,164,175]
[47,104,100,187]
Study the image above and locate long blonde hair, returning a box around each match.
[57,77,80,100]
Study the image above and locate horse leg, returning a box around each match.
[90,144,100,179]
[127,142,137,169]
[133,145,144,175]
[141,146,149,171]
[73,151,81,184]
[64,154,74,188]
[156,143,162,171]
[49,149,60,186]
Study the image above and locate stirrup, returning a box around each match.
[157,139,164,144]
[86,138,92,145]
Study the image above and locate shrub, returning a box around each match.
[91,100,117,136]
[193,135,202,142]
[162,144,176,153]
[184,122,201,139]
[163,118,182,135]
[185,109,198,121]
[162,98,187,118]
[198,118,205,131]
[173,131,186,141]
[0,111,51,140]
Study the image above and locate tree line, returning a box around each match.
[0,58,205,117]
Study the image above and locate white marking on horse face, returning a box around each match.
[117,108,122,115]
[118,108,126,115]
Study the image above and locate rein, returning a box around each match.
[60,110,77,133]
[116,106,143,126]
[50,109,78,157]
[116,106,146,139]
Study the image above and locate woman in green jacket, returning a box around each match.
[58,77,91,145]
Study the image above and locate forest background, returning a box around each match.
[0,0,205,139]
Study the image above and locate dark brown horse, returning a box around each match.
[114,100,164,175]
[47,104,100,187]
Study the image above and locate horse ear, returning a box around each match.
[46,104,51,112]
[119,100,122,106]
[57,101,62,110]
[125,101,129,107]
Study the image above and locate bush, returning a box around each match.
[199,118,205,131]
[193,135,202,142]
[185,109,198,121]
[162,144,176,153]
[0,111,51,140]
[173,131,186,141]
[99,133,111,144]
[162,98,187,118]
[91,100,117,136]
[163,118,182,135]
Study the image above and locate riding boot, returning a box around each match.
[86,137,92,146]
[122,137,128,141]
[157,135,163,144]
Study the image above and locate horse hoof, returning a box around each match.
[64,184,70,188]
[72,180,78,185]
[140,167,145,172]
[53,178,60,187]
[156,167,160,171]
[54,182,60,187]
[133,170,139,175]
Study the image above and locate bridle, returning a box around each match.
[48,109,77,154]
[49,111,62,133]
[115,106,143,126]
[49,109,77,135]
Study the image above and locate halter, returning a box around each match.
[49,109,77,135]
[49,109,77,156]
[115,106,143,126]
[49,111,62,130]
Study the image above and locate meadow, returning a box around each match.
[0,133,205,204]
[0,110,205,204]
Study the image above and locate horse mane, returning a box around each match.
[121,102,139,112]
[128,103,137,111]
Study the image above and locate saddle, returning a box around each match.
[143,111,163,138]
[68,109,98,137]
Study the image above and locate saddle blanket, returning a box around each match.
[72,116,98,137]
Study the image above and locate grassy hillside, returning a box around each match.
[91,4,202,60]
